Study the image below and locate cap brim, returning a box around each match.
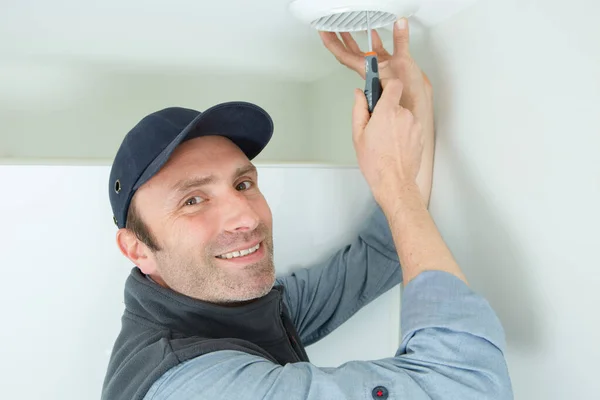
[133,101,273,191]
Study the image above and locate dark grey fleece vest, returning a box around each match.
[101,267,310,400]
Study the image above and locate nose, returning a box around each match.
[221,190,260,233]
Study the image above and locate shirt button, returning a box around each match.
[372,386,389,399]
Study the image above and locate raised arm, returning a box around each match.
[273,18,440,345]
[351,80,467,285]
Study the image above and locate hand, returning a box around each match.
[352,79,424,201]
[319,18,433,118]
[320,18,435,207]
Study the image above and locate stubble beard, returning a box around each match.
[156,232,276,304]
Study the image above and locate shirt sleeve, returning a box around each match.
[275,203,403,346]
[144,271,513,400]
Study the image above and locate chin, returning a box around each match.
[230,276,275,303]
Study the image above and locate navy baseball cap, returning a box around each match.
[108,101,274,229]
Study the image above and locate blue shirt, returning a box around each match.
[143,206,513,399]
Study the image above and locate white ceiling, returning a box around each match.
[1,0,477,81]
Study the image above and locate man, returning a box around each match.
[102,20,512,400]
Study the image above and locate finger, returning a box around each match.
[352,88,370,141]
[393,18,410,56]
[340,32,362,55]
[423,71,432,87]
[371,30,391,58]
[414,121,423,136]
[415,122,424,147]
[377,79,404,110]
[319,31,365,74]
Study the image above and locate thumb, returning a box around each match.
[393,17,410,55]
[379,78,404,109]
[352,88,370,141]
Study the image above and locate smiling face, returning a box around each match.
[116,135,275,304]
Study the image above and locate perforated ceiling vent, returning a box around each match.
[289,0,421,32]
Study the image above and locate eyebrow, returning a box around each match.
[170,164,257,195]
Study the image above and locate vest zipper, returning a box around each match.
[277,301,302,363]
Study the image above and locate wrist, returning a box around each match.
[374,177,424,212]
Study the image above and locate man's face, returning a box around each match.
[129,135,275,304]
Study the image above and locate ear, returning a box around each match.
[116,228,158,275]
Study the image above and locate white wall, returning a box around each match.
[0,60,313,162]
[427,0,600,398]
[307,67,360,164]
[0,26,431,165]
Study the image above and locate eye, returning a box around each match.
[235,180,253,191]
[184,196,204,206]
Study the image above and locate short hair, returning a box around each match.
[125,196,161,252]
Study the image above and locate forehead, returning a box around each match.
[143,136,252,191]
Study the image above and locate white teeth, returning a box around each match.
[217,243,260,259]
